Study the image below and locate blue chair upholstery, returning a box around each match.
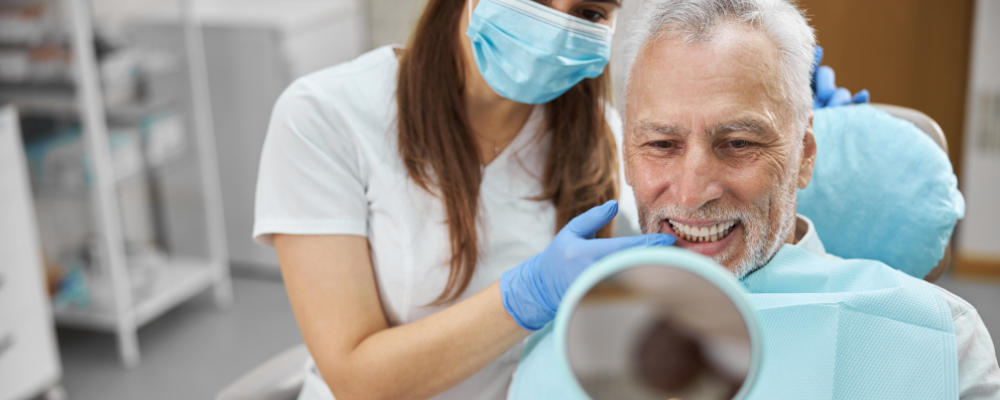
[798,104,964,279]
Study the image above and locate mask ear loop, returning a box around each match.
[609,11,618,34]
[468,0,474,22]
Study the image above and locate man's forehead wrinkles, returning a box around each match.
[633,115,775,140]
[706,115,775,139]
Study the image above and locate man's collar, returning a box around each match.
[793,214,831,259]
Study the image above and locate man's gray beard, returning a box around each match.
[637,177,799,279]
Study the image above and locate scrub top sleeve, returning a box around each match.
[605,105,642,237]
[253,81,368,246]
[955,306,1000,399]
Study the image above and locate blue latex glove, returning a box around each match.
[812,46,870,109]
[500,200,676,330]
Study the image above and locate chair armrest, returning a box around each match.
[216,344,310,400]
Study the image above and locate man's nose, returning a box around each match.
[672,148,724,212]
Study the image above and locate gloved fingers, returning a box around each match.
[851,89,870,104]
[814,65,836,103]
[826,87,853,108]
[587,233,676,257]
[565,200,619,239]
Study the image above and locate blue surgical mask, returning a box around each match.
[465,0,615,104]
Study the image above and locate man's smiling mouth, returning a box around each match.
[667,219,738,243]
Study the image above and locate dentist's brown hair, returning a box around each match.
[396,0,619,304]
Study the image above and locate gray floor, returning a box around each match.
[54,269,1000,400]
[56,271,303,400]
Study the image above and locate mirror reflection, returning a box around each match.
[567,265,751,400]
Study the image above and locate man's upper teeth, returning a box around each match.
[670,220,735,238]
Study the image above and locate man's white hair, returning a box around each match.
[621,0,816,131]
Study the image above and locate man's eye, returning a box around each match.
[728,139,752,149]
[651,141,673,149]
[579,9,606,22]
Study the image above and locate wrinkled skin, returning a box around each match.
[624,23,818,277]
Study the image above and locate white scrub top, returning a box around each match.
[253,45,636,400]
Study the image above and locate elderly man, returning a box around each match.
[509,0,1000,398]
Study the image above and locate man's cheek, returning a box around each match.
[745,146,795,182]
[722,160,782,200]
[634,167,674,205]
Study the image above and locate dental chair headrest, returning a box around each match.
[797,104,965,279]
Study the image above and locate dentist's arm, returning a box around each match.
[276,201,674,400]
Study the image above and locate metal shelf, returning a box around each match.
[17,0,235,368]
[0,82,175,121]
[0,82,74,116]
[54,258,218,331]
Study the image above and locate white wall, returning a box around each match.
[957,0,1000,259]
[610,0,640,107]
[369,0,427,47]
[92,0,177,25]
[91,0,417,49]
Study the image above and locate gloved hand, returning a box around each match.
[500,200,676,330]
[812,46,870,109]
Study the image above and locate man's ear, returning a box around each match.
[797,114,817,190]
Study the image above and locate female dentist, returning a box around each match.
[253,0,866,399]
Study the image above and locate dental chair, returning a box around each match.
[863,104,952,282]
[215,104,955,400]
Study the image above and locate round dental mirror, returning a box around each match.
[565,251,760,400]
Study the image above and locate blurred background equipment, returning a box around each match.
[0,0,232,369]
[126,0,369,272]
[0,105,64,400]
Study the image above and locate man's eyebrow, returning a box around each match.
[582,0,622,8]
[637,120,685,137]
[707,117,774,139]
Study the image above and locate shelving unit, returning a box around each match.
[1,0,233,368]
[52,258,217,330]
[0,82,175,121]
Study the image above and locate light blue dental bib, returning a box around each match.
[508,245,958,399]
